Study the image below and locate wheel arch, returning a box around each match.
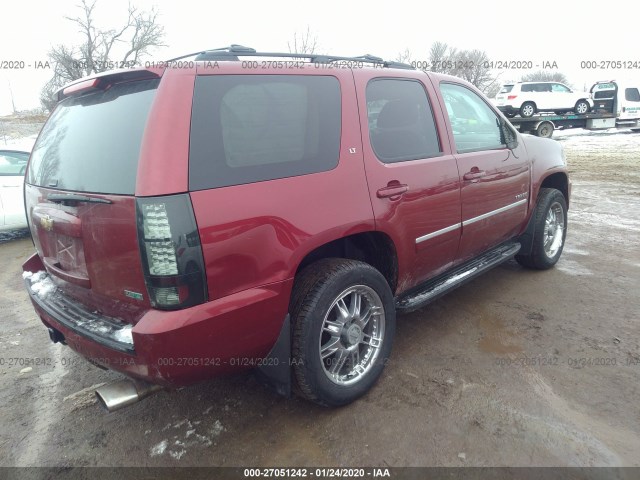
[539,172,570,208]
[518,172,570,254]
[294,231,399,294]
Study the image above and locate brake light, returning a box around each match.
[508,95,518,100]
[137,194,208,310]
[62,79,101,97]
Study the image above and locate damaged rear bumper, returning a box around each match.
[22,253,292,388]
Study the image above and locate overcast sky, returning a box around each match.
[1,0,638,114]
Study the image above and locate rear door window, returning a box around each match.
[366,78,441,163]
[27,79,159,195]
[189,75,341,190]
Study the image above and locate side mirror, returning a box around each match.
[499,119,518,150]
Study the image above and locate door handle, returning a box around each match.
[463,170,487,181]
[376,184,408,199]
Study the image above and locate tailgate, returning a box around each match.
[24,75,161,322]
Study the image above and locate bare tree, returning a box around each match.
[428,41,457,74]
[395,48,413,64]
[484,78,504,99]
[288,26,319,55]
[40,0,165,111]
[451,49,494,91]
[521,70,569,84]
[420,42,496,92]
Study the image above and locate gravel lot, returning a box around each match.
[0,128,638,468]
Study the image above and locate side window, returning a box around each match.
[521,84,534,93]
[366,79,442,163]
[189,75,341,190]
[552,83,570,93]
[625,88,640,102]
[440,83,504,153]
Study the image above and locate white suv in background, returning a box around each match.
[496,82,593,118]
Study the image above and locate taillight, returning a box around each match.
[507,95,518,100]
[136,194,207,310]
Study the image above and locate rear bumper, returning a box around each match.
[23,253,292,387]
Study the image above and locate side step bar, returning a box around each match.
[396,242,521,313]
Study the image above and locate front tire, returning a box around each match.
[290,259,396,406]
[575,100,590,115]
[536,121,554,138]
[516,188,567,270]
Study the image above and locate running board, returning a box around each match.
[396,242,521,313]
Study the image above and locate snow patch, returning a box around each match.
[30,274,56,298]
[113,326,133,345]
[210,419,224,437]
[150,439,168,457]
[169,449,186,460]
[149,419,225,458]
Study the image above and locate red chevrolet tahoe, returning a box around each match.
[22,46,569,410]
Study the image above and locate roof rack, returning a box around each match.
[165,44,414,70]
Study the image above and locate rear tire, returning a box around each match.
[290,259,395,406]
[504,112,516,118]
[516,188,567,270]
[520,102,536,118]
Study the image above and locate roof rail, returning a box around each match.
[165,44,414,70]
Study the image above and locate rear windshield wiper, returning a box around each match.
[47,193,112,205]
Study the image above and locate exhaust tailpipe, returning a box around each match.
[95,379,163,412]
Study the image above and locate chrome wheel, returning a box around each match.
[319,285,385,386]
[544,201,565,258]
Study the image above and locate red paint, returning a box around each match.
[23,62,568,388]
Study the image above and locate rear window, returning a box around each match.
[593,90,615,99]
[189,75,341,190]
[499,85,514,94]
[27,78,159,195]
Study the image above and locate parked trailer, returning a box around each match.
[507,80,640,138]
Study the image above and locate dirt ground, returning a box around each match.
[0,128,639,468]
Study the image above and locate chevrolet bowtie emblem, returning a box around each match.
[40,215,54,231]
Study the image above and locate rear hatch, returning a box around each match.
[25,73,161,323]
[495,84,514,106]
